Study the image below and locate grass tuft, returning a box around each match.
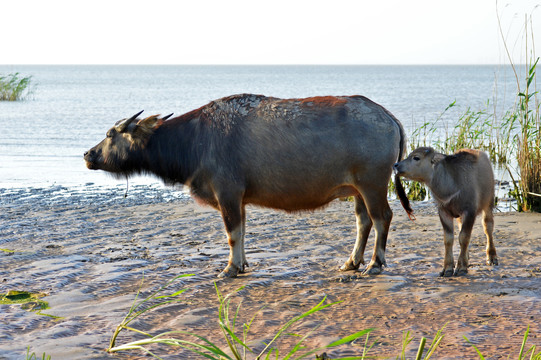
[0,72,34,101]
[25,347,51,360]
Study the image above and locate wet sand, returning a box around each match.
[0,189,540,359]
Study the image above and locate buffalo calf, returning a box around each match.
[394,147,498,276]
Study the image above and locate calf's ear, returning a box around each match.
[431,153,445,164]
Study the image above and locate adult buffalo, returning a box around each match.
[84,94,413,277]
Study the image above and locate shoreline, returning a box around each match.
[0,177,519,212]
[0,183,189,209]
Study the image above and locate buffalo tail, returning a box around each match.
[394,173,415,221]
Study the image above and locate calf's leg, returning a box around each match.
[482,209,498,266]
[439,210,455,277]
[455,212,475,276]
[340,195,372,271]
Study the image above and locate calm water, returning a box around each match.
[0,65,519,191]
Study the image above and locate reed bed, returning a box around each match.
[513,57,541,212]
[0,72,34,101]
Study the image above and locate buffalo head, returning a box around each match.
[84,111,172,176]
[393,147,445,183]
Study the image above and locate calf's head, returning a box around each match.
[393,147,445,183]
[84,111,172,176]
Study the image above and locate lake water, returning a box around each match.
[0,65,520,195]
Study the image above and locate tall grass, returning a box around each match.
[494,9,541,211]
[409,98,515,165]
[0,72,34,101]
[512,58,541,211]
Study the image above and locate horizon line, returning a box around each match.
[0,63,521,67]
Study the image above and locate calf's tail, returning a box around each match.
[393,119,416,221]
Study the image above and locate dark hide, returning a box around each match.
[85,94,412,277]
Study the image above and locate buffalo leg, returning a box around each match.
[482,209,498,266]
[439,210,455,277]
[455,212,475,276]
[359,187,392,275]
[341,195,372,271]
[240,207,248,268]
[217,196,247,278]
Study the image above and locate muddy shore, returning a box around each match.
[0,187,540,359]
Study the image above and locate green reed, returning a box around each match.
[465,326,541,360]
[0,72,34,101]
[25,347,51,360]
[512,56,541,212]
[409,98,514,165]
[396,325,445,360]
[107,273,195,353]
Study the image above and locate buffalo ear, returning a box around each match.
[431,153,445,164]
[137,115,163,131]
[128,115,163,147]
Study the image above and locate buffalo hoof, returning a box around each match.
[439,269,454,277]
[454,268,468,276]
[339,258,363,271]
[218,265,240,278]
[487,257,498,266]
[362,265,382,275]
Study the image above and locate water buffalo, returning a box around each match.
[84,94,413,277]
[394,147,498,276]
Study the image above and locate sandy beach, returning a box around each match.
[0,188,540,359]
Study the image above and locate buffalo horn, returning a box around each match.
[162,113,174,121]
[116,110,144,132]
[129,110,145,121]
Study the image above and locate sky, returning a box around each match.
[2,0,541,65]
